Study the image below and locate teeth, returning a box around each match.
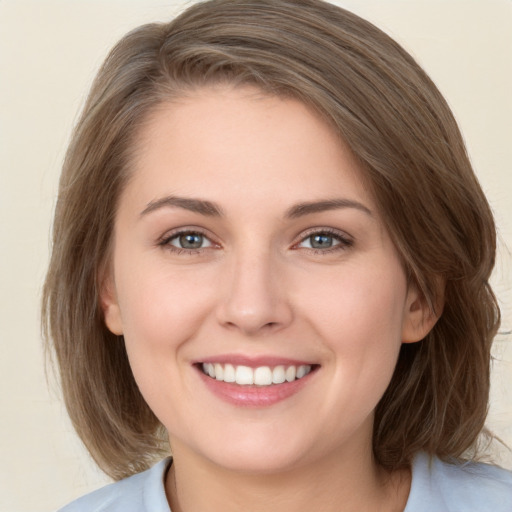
[235,365,254,385]
[254,366,272,386]
[223,363,235,383]
[297,365,308,379]
[201,363,313,386]
[214,363,224,381]
[272,365,286,384]
[285,366,296,382]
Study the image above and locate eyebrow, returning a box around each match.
[285,198,372,218]
[140,195,372,219]
[140,196,224,217]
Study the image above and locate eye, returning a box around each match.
[296,229,352,252]
[301,233,339,249]
[160,230,214,251]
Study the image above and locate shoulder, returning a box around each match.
[405,452,512,512]
[57,458,172,512]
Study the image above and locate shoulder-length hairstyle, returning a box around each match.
[42,0,499,480]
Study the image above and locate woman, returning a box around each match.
[42,0,512,510]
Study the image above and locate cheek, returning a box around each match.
[303,261,407,344]
[115,258,214,345]
[113,260,217,416]
[301,263,407,405]
[111,265,211,416]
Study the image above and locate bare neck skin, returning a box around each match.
[165,430,411,512]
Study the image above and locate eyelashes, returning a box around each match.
[294,227,353,253]
[157,228,217,255]
[157,227,353,256]
[166,232,213,250]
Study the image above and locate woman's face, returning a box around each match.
[103,86,428,473]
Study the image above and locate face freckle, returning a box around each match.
[101,85,428,474]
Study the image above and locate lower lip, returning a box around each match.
[197,367,317,407]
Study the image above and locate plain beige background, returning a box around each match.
[1,1,511,511]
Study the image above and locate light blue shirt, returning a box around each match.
[58,452,512,511]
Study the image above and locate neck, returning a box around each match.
[165,440,410,512]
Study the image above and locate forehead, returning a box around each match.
[124,85,374,216]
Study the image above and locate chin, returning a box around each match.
[199,434,314,475]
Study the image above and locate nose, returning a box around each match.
[216,249,293,337]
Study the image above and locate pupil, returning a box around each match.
[311,234,332,248]
[179,233,203,249]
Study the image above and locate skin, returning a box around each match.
[102,86,438,512]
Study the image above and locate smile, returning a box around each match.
[201,363,313,386]
[195,357,319,407]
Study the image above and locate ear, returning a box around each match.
[99,268,124,336]
[402,280,444,344]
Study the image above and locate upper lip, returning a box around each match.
[195,354,318,368]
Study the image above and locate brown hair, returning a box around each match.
[42,0,500,480]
